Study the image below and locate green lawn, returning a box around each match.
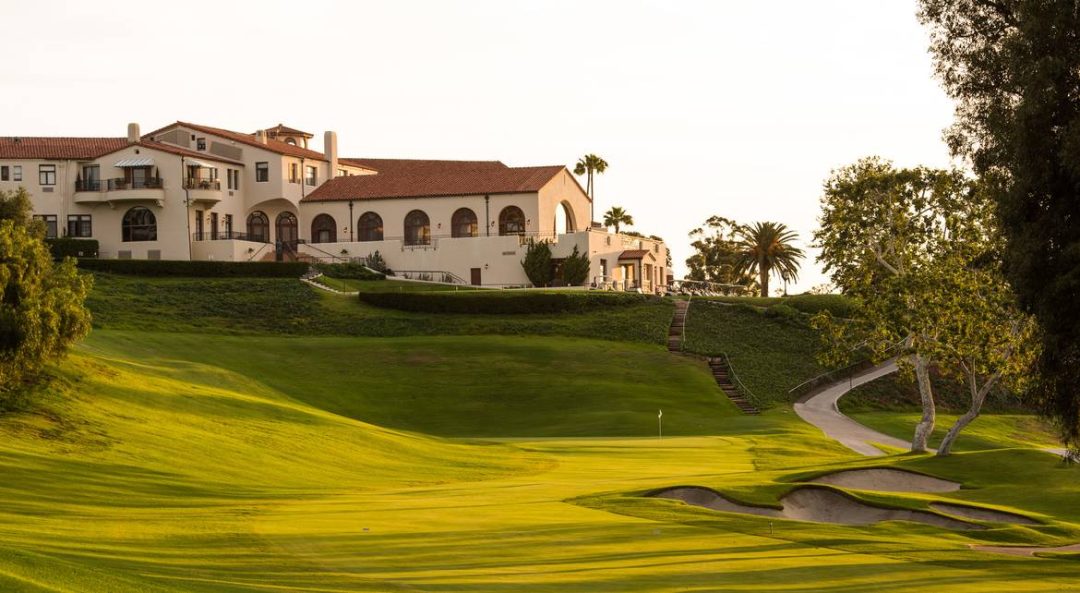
[312,276,479,292]
[0,276,1075,591]
[682,300,829,403]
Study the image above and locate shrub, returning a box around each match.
[763,303,801,322]
[46,238,99,259]
[76,259,308,277]
[561,245,590,286]
[521,239,553,287]
[365,251,388,272]
[314,262,385,281]
[357,290,651,315]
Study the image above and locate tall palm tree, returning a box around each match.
[574,154,608,224]
[733,222,805,297]
[603,206,634,234]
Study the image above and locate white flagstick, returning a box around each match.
[658,409,663,440]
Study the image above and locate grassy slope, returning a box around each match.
[87,273,672,344]
[0,276,1076,591]
[682,300,827,403]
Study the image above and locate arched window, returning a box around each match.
[276,211,298,244]
[451,208,478,238]
[122,207,156,242]
[404,210,430,246]
[311,213,337,243]
[358,211,383,242]
[247,211,269,243]
[499,205,526,236]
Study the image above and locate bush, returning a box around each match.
[314,262,385,281]
[521,239,553,287]
[763,303,802,322]
[46,238,99,259]
[357,290,652,315]
[76,259,308,278]
[696,293,856,318]
[365,250,388,273]
[561,245,590,286]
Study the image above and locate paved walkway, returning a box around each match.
[793,360,912,456]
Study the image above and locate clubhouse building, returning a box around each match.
[0,121,669,290]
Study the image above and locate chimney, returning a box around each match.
[325,131,338,176]
[127,123,140,144]
[255,129,267,144]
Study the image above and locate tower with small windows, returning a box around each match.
[262,124,313,148]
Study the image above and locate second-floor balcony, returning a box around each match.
[74,177,165,205]
[184,177,223,205]
[184,178,221,191]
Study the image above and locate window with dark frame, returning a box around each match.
[196,138,206,150]
[12,166,21,181]
[305,165,317,186]
[224,214,233,237]
[67,214,92,237]
[358,211,383,242]
[1,166,8,181]
[290,163,299,183]
[39,164,56,186]
[122,207,157,242]
[255,162,268,182]
[33,215,58,239]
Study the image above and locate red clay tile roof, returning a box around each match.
[618,250,652,260]
[93,141,245,166]
[303,159,566,202]
[0,137,128,160]
[144,121,327,161]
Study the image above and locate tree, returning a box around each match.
[685,216,756,290]
[733,222,804,298]
[521,239,553,288]
[602,206,633,234]
[917,0,1080,452]
[813,158,1035,454]
[574,154,608,224]
[560,245,590,286]
[0,189,92,396]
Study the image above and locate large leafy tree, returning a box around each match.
[685,216,755,290]
[917,0,1080,451]
[574,154,608,224]
[0,188,92,398]
[813,158,1035,454]
[733,222,804,298]
[602,206,633,234]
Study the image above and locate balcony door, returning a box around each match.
[276,212,298,244]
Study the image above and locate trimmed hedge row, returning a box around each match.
[358,290,654,314]
[77,259,309,278]
[314,262,385,281]
[46,238,99,259]
[697,294,857,318]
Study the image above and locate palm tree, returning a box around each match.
[603,206,634,234]
[574,154,608,224]
[733,222,805,297]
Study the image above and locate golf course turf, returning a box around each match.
[1,275,1077,592]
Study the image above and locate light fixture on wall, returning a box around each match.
[484,263,489,270]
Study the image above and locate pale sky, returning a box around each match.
[3,0,957,292]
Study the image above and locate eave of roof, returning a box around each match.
[0,137,128,160]
[302,163,566,202]
[144,121,327,161]
[94,141,245,165]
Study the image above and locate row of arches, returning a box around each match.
[292,206,529,245]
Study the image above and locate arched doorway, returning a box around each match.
[554,201,576,235]
[247,211,269,243]
[311,213,337,243]
[276,212,298,244]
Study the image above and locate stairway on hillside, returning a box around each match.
[707,356,760,415]
[667,300,689,352]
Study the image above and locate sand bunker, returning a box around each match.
[930,502,1039,525]
[807,468,960,493]
[973,542,1080,557]
[651,487,782,518]
[651,486,978,530]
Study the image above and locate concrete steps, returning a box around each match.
[667,300,689,352]
[707,356,760,415]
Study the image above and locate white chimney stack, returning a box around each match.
[127,123,140,144]
[255,129,268,144]
[325,131,338,176]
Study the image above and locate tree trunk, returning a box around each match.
[937,373,997,456]
[759,261,769,297]
[911,353,936,453]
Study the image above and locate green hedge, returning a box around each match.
[358,290,654,314]
[46,238,99,259]
[313,262,385,281]
[695,294,857,318]
[77,259,309,278]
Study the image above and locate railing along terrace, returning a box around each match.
[191,231,268,242]
[184,178,221,190]
[107,178,163,191]
[74,179,102,191]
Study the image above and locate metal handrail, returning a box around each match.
[720,351,761,408]
[393,269,469,285]
[299,242,349,263]
[184,178,221,190]
[192,231,268,242]
[787,338,908,400]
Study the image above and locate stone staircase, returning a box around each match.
[707,356,760,415]
[667,300,689,352]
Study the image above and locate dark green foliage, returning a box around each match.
[521,239,553,287]
[46,238,99,259]
[763,303,800,322]
[0,187,35,229]
[76,259,308,278]
[919,1,1080,448]
[87,274,674,344]
[561,245,590,286]
[313,262,385,281]
[357,290,651,315]
[685,216,754,289]
[365,250,388,272]
[694,293,857,318]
